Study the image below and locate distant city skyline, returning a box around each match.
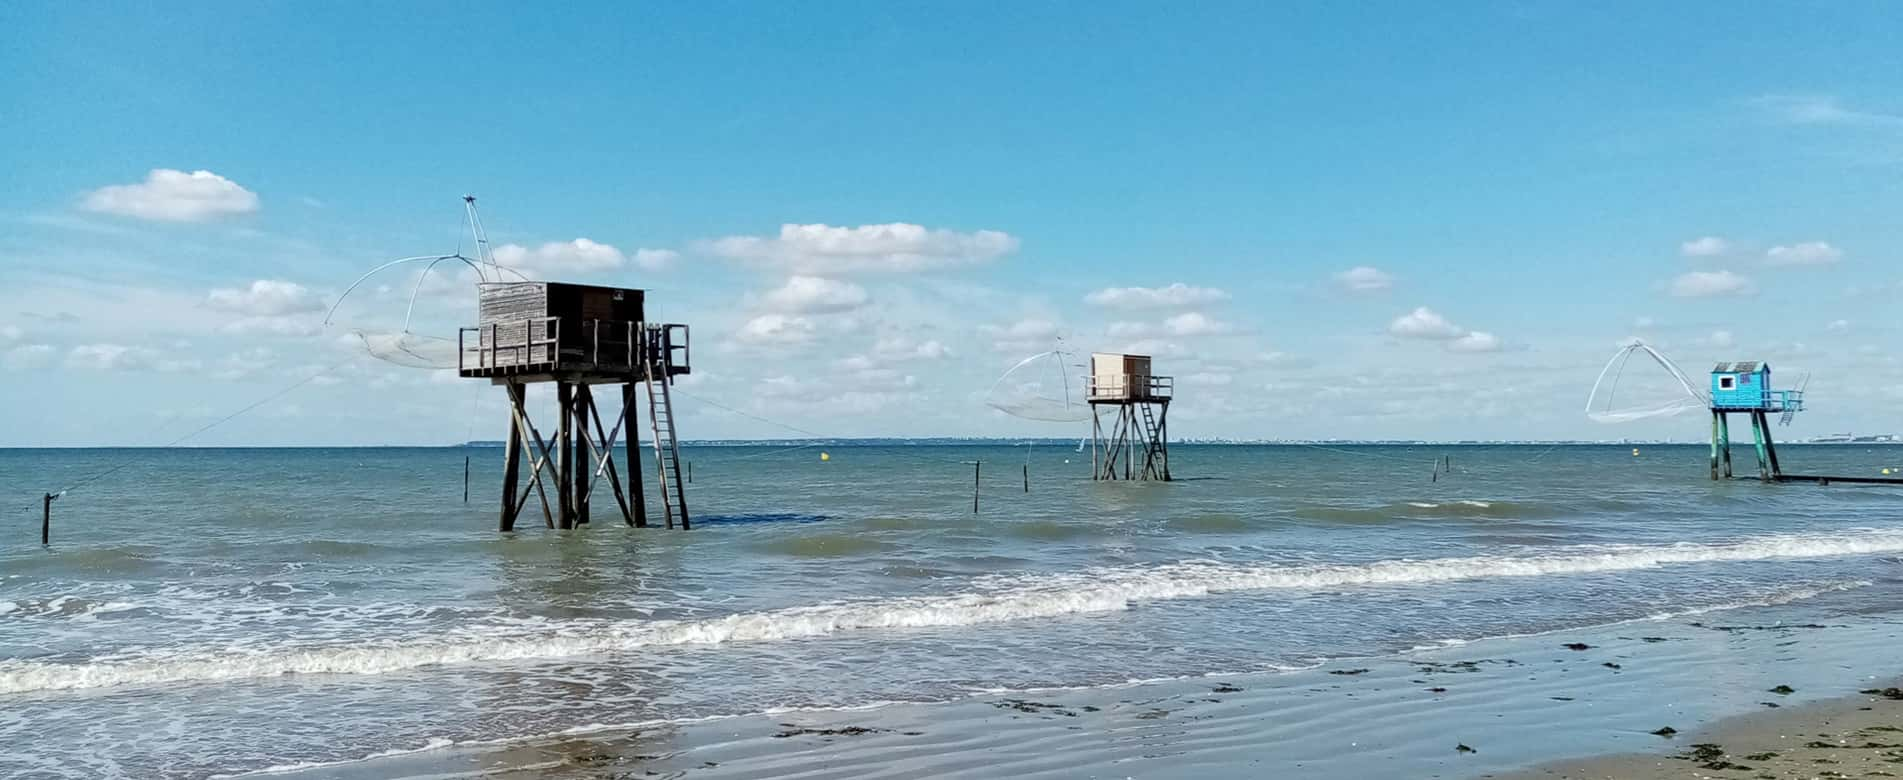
[3,3,1900,446]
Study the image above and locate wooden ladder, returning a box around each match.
[643,326,690,530]
[1137,403,1162,480]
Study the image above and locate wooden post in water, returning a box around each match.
[1719,413,1733,479]
[572,385,592,526]
[499,382,525,531]
[1023,463,1029,493]
[1761,411,1783,478]
[688,461,693,484]
[622,383,648,528]
[1748,410,1772,482]
[463,456,470,503]
[1709,411,1722,481]
[973,461,981,513]
[555,381,574,529]
[41,492,55,545]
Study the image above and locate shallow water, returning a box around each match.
[2,444,1902,777]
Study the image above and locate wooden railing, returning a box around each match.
[458,318,691,375]
[1087,374,1173,400]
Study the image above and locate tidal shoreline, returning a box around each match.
[1498,684,1903,779]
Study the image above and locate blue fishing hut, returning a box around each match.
[1707,361,1803,481]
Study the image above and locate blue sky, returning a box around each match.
[3,2,1900,445]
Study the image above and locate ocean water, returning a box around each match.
[3,444,1903,778]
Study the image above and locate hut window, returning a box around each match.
[1719,376,1736,390]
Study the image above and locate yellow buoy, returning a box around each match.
[1632,448,1640,456]
[1884,468,1893,476]
[820,452,831,462]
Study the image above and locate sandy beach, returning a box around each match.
[307,593,1903,779]
[1502,688,1903,779]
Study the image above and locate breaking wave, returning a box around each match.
[6,528,1903,694]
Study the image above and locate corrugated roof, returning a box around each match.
[1712,361,1767,373]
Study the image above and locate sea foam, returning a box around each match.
[4,528,1900,694]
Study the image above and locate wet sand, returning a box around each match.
[1499,687,1903,779]
[305,609,1903,779]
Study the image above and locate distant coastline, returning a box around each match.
[455,437,1903,448]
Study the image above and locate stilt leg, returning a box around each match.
[1762,412,1783,478]
[1710,411,1721,481]
[1720,413,1733,479]
[1749,411,1772,481]
[573,385,592,527]
[623,383,648,528]
[556,382,574,529]
[500,382,525,531]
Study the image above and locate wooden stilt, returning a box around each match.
[622,383,648,528]
[463,456,470,503]
[500,382,525,531]
[1758,410,1773,477]
[572,385,592,526]
[1709,411,1722,481]
[1719,413,1733,479]
[556,382,574,529]
[41,492,54,545]
[1023,463,1029,493]
[973,461,981,514]
[1748,411,1772,482]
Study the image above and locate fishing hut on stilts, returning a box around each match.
[1088,352,1173,481]
[459,282,694,530]
[1705,361,1903,486]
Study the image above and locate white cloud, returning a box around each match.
[704,223,1019,274]
[1708,330,1736,348]
[733,314,816,346]
[1162,311,1232,336]
[1827,319,1850,331]
[760,275,870,314]
[873,336,950,361]
[1182,371,1235,386]
[493,238,626,276]
[1765,241,1842,266]
[3,344,56,369]
[65,344,200,372]
[1334,266,1394,292]
[222,316,322,337]
[1669,270,1756,297]
[985,318,1061,352]
[1680,236,1730,257]
[632,248,679,271]
[1448,331,1502,353]
[1633,316,1657,329]
[82,169,259,222]
[1084,283,1228,309]
[0,325,21,342]
[1388,307,1465,340]
[206,280,324,316]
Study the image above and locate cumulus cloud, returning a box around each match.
[985,318,1061,352]
[1448,331,1502,353]
[1389,307,1504,354]
[1827,319,1850,331]
[1669,270,1756,297]
[733,314,816,346]
[0,325,21,342]
[1765,241,1842,266]
[632,248,679,271]
[873,336,950,361]
[206,280,325,316]
[65,343,199,372]
[1084,283,1228,309]
[493,238,628,277]
[82,169,259,222]
[704,223,1018,274]
[759,275,870,314]
[1388,307,1466,340]
[1708,330,1736,348]
[1334,266,1394,292]
[1680,236,1730,257]
[1162,312,1232,336]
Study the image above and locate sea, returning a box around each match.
[4,444,1903,778]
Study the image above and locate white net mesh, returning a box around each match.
[354,330,461,370]
[985,350,1104,422]
[1585,342,1709,423]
